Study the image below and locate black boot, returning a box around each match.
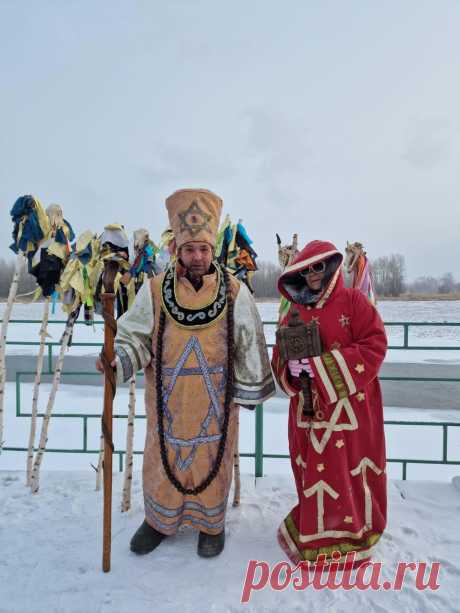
[130,520,167,555]
[197,530,225,558]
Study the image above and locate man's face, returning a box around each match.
[179,241,213,277]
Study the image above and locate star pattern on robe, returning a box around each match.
[339,314,350,327]
[162,336,226,471]
[317,463,325,472]
[357,391,366,402]
[355,363,365,374]
[335,439,345,448]
[330,341,341,350]
[344,516,353,524]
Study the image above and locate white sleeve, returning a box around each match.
[233,283,276,405]
[114,281,154,383]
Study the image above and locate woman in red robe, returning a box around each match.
[272,240,388,568]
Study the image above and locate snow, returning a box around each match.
[0,471,459,612]
[1,300,460,611]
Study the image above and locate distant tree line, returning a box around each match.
[371,254,406,297]
[406,272,460,295]
[0,258,37,298]
[251,261,281,298]
[371,254,460,297]
[1,255,458,300]
[252,256,460,299]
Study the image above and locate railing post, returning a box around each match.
[47,344,53,374]
[442,425,448,462]
[16,372,21,416]
[83,417,88,451]
[403,324,409,349]
[255,403,263,477]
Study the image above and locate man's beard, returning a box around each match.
[179,258,212,290]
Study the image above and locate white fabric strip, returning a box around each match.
[280,367,299,398]
[280,522,301,558]
[299,526,367,544]
[312,356,338,403]
[282,250,339,275]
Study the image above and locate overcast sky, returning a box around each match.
[1,0,459,280]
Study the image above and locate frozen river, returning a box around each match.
[2,299,459,364]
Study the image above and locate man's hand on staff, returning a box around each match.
[95,356,117,373]
[288,358,314,378]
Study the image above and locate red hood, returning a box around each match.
[278,240,344,306]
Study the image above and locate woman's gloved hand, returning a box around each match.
[288,358,314,378]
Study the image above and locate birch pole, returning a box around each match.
[26,296,51,485]
[121,374,136,512]
[30,308,79,493]
[0,252,24,452]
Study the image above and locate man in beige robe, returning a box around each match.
[99,189,275,557]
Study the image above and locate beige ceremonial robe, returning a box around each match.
[114,267,275,535]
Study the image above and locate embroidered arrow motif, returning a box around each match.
[303,479,339,533]
[350,457,383,530]
[296,454,307,469]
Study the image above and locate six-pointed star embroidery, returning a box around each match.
[344,516,353,524]
[178,201,212,237]
[335,439,345,448]
[356,392,366,401]
[317,463,325,472]
[309,398,358,454]
[355,363,365,374]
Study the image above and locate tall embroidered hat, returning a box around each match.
[165,188,223,248]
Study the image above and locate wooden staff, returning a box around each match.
[95,433,104,491]
[100,260,118,573]
[121,374,136,512]
[232,407,241,507]
[0,252,24,451]
[26,296,51,485]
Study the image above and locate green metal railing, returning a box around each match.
[2,318,460,479]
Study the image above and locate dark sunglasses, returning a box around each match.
[300,260,326,276]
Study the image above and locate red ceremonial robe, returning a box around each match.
[272,240,388,567]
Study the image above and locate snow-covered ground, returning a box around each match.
[1,300,460,611]
[1,471,459,612]
[2,301,460,364]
